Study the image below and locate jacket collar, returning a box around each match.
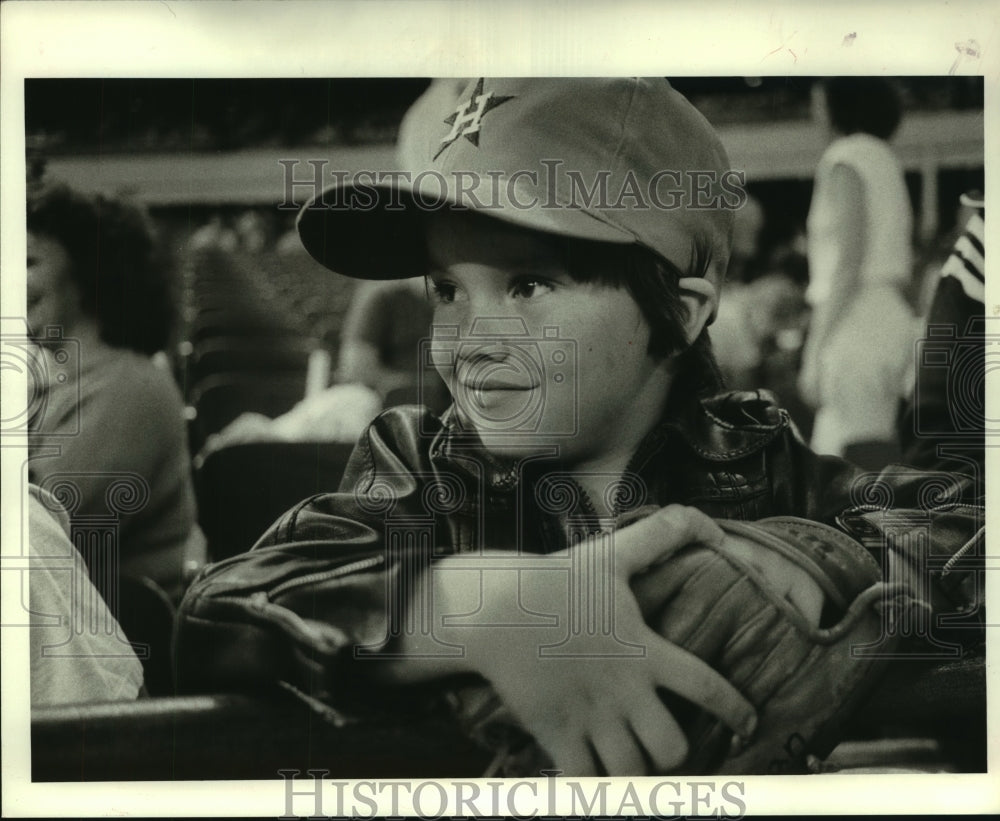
[428,389,791,493]
[662,389,791,462]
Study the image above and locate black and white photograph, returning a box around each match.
[1,2,996,817]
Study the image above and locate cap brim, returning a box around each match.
[296,177,637,280]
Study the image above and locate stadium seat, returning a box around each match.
[190,372,307,444]
[195,440,357,560]
[188,337,317,389]
[189,308,305,345]
[116,575,177,697]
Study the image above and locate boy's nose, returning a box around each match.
[455,315,532,367]
[467,316,531,338]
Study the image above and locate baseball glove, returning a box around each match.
[444,512,920,776]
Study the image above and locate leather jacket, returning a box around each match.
[175,391,983,702]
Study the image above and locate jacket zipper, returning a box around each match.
[544,437,667,544]
[575,434,665,527]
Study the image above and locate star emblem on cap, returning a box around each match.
[434,78,516,160]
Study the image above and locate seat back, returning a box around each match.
[31,690,489,780]
[195,440,357,560]
[116,575,177,696]
[190,372,306,446]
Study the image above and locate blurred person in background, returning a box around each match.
[201,276,449,454]
[337,277,450,410]
[27,181,205,603]
[712,199,810,411]
[712,270,809,393]
[798,77,920,469]
[723,194,765,286]
[712,195,768,388]
[29,484,145,707]
[199,381,384,451]
[187,211,239,254]
[898,191,985,476]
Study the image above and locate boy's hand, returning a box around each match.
[628,515,891,774]
[627,506,826,627]
[435,505,757,776]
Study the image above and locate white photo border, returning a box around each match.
[2,0,997,816]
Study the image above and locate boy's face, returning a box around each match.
[425,210,672,467]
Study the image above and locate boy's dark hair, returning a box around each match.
[563,237,725,397]
[820,77,903,140]
[27,182,176,355]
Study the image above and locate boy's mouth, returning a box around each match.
[459,379,536,392]
[454,364,539,393]
[453,371,542,421]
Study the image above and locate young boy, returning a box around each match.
[175,78,981,776]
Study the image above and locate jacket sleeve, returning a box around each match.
[174,406,445,703]
[761,402,982,516]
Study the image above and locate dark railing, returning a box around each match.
[31,656,985,780]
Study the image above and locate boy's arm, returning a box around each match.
[174,406,446,701]
[374,506,758,776]
[175,433,758,775]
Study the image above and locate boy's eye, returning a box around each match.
[510,278,553,299]
[428,280,457,304]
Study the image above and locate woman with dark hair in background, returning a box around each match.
[27,182,204,603]
[799,77,919,468]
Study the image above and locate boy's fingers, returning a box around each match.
[544,735,598,777]
[627,696,690,773]
[648,633,757,740]
[590,722,649,777]
[615,505,725,575]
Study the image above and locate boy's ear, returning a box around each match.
[677,277,719,345]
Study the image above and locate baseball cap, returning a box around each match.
[296,77,739,291]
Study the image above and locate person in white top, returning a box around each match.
[799,78,919,467]
[29,484,145,706]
